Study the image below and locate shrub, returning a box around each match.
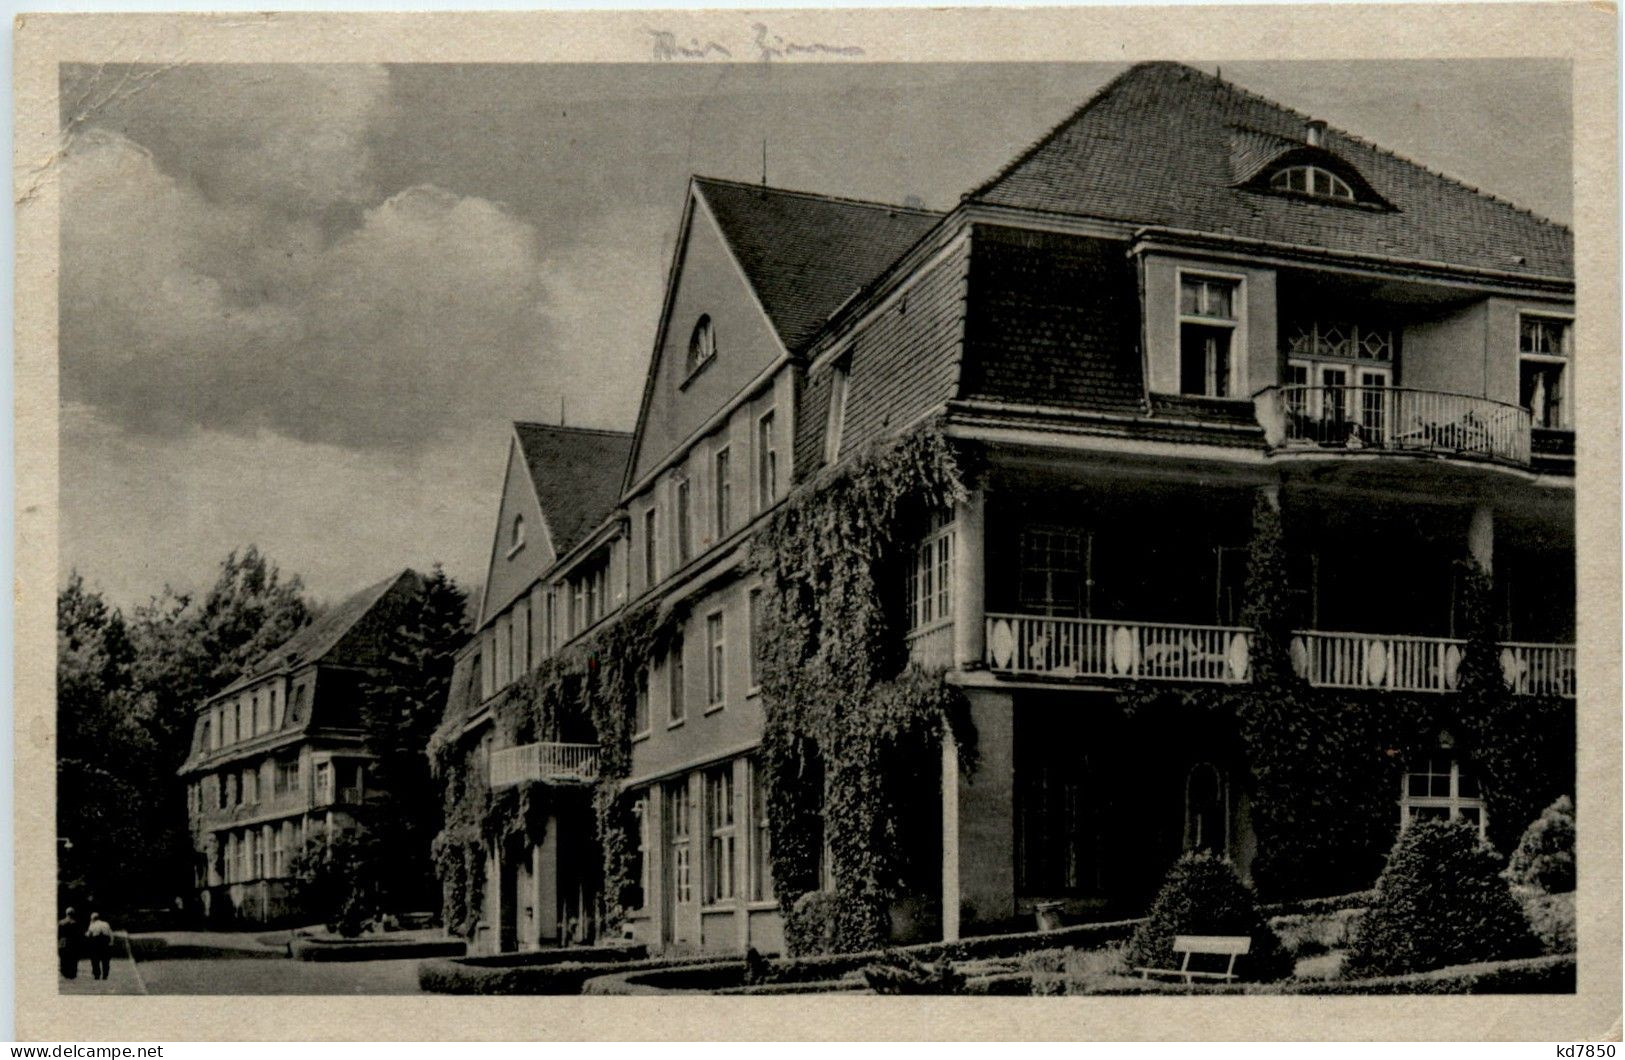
[1123,853,1290,981]
[1507,795,1576,894]
[1345,818,1540,978]
[1521,890,1577,955]
[784,891,839,956]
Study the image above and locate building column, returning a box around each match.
[953,487,987,670]
[940,733,961,942]
[535,820,558,945]
[945,688,1016,935]
[1468,503,1495,573]
[486,849,503,955]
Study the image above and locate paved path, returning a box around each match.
[59,932,425,996]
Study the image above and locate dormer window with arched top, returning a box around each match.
[1270,165,1355,201]
[686,315,717,377]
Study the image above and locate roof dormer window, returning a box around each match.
[686,315,717,377]
[1271,165,1355,201]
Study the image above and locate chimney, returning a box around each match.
[1305,119,1328,147]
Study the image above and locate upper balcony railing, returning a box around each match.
[1255,386,1531,466]
[489,741,601,788]
[983,614,1574,697]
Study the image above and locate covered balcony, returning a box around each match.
[489,741,601,787]
[935,467,1574,699]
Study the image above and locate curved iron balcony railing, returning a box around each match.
[1254,385,1532,465]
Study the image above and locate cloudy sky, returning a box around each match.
[58,59,1570,608]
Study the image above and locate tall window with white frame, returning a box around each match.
[713,446,731,539]
[705,612,726,711]
[1400,754,1487,837]
[630,794,650,911]
[633,669,650,736]
[824,359,850,464]
[756,410,778,511]
[666,780,692,906]
[906,511,956,633]
[706,766,736,904]
[642,507,658,589]
[1179,275,1240,398]
[668,632,686,724]
[1519,313,1572,429]
[749,758,774,902]
[676,476,693,565]
[747,588,763,692]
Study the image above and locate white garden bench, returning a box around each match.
[1134,934,1252,984]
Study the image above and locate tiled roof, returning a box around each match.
[973,62,1572,280]
[208,569,420,702]
[513,423,633,555]
[694,177,944,353]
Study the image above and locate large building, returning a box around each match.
[438,62,1575,955]
[179,569,426,925]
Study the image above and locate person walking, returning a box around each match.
[57,907,82,980]
[84,913,114,981]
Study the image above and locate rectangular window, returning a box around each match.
[1401,755,1487,838]
[514,602,529,677]
[667,780,692,905]
[315,761,333,805]
[572,580,586,636]
[497,614,511,688]
[630,794,650,911]
[643,507,659,587]
[251,694,261,737]
[714,447,732,539]
[1519,313,1572,429]
[218,774,230,810]
[633,669,651,736]
[676,477,693,565]
[749,759,775,902]
[906,512,957,631]
[824,362,850,464]
[756,410,778,511]
[747,588,763,692]
[1019,526,1087,617]
[545,590,557,653]
[270,687,281,730]
[668,633,686,723]
[705,612,726,709]
[1178,275,1240,398]
[706,766,736,904]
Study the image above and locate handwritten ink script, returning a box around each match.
[647,23,864,61]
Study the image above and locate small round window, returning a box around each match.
[687,315,717,375]
[1270,165,1355,201]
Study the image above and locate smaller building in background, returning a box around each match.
[177,569,425,925]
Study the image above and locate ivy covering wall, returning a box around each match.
[1126,492,1576,901]
[428,601,671,938]
[750,425,977,954]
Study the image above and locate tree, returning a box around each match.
[57,574,176,911]
[59,547,314,912]
[357,565,471,912]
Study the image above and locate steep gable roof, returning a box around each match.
[972,62,1571,280]
[208,569,421,702]
[513,422,633,557]
[693,177,943,353]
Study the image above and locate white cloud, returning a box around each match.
[60,131,562,452]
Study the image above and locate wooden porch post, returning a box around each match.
[953,487,986,670]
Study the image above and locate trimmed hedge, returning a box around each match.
[1124,853,1291,982]
[416,943,657,994]
[1079,955,1575,995]
[422,919,1141,994]
[1346,819,1540,978]
[1259,890,1375,918]
[291,936,466,962]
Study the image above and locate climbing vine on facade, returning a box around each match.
[428,601,672,938]
[751,424,977,955]
[1124,491,1576,901]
